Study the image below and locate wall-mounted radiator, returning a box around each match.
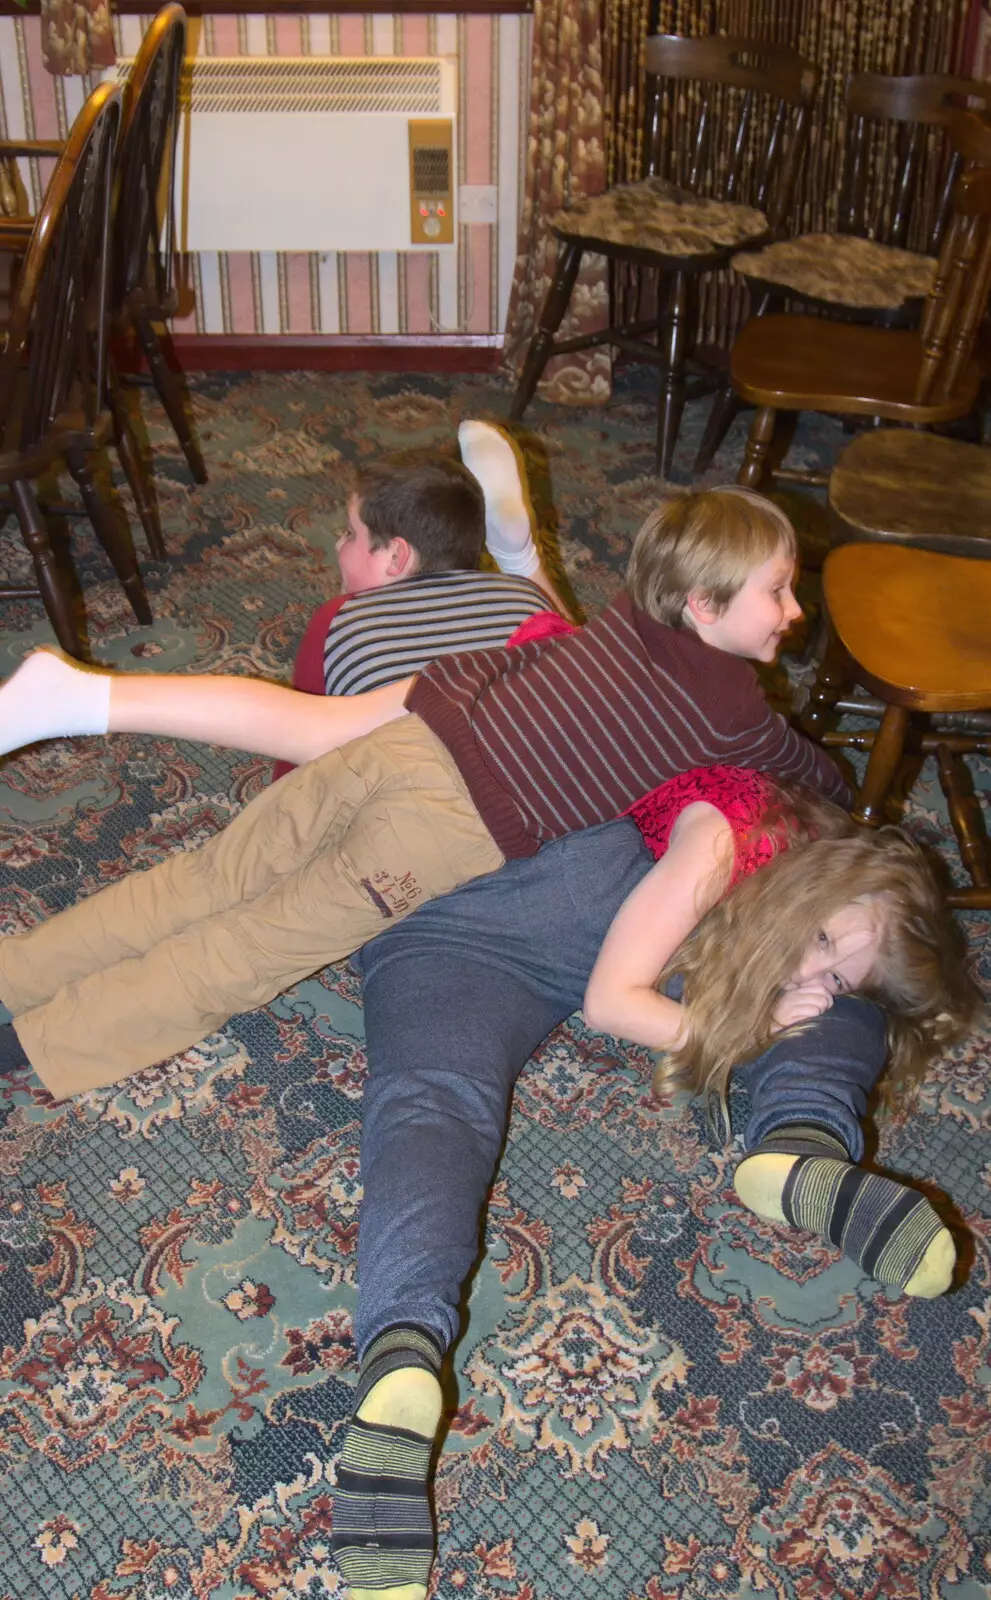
[105,55,458,254]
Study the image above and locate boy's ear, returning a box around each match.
[385,537,419,579]
[684,588,721,630]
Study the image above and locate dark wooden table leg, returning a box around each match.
[9,479,85,658]
[736,404,777,489]
[135,311,208,485]
[657,270,688,479]
[508,241,585,422]
[65,450,153,627]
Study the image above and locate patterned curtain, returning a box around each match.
[503,0,970,398]
[502,0,652,404]
[40,0,116,76]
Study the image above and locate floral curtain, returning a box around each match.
[40,0,116,76]
[502,0,650,405]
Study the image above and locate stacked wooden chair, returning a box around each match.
[508,33,818,477]
[0,83,153,657]
[0,3,201,568]
[696,70,991,472]
[729,113,991,491]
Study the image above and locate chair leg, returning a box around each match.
[107,364,167,562]
[853,704,910,828]
[800,626,848,738]
[9,479,85,658]
[693,382,742,475]
[134,309,208,485]
[935,744,991,890]
[508,241,585,422]
[657,271,689,478]
[737,405,777,489]
[64,449,154,628]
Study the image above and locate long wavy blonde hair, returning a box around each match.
[653,782,982,1119]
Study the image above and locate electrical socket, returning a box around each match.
[458,184,498,224]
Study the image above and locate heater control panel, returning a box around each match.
[409,120,455,245]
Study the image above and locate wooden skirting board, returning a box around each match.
[121,334,506,374]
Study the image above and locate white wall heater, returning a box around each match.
[106,55,458,254]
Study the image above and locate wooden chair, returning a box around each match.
[0,3,201,543]
[730,113,991,492]
[507,34,818,477]
[695,71,991,473]
[0,82,153,658]
[804,543,991,911]
[109,3,205,491]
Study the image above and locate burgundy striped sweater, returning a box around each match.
[406,591,851,859]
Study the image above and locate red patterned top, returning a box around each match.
[625,765,780,891]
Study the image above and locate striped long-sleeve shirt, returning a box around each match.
[321,570,551,695]
[406,591,851,859]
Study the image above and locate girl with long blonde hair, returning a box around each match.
[583,766,981,1299]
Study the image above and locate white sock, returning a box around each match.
[458,420,541,579]
[0,649,112,757]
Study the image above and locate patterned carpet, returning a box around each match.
[0,368,988,1600]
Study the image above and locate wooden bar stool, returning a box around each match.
[804,542,991,909]
[829,430,991,559]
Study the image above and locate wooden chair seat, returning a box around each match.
[807,541,991,908]
[551,179,769,267]
[732,232,936,312]
[824,543,991,710]
[830,430,991,558]
[731,312,983,423]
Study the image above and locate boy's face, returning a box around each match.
[336,495,405,593]
[697,544,802,663]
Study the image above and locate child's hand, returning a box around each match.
[771,981,833,1033]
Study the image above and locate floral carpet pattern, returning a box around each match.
[0,370,988,1599]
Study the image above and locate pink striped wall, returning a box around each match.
[0,10,531,338]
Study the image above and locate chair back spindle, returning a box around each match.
[915,136,991,405]
[839,73,991,256]
[641,35,817,237]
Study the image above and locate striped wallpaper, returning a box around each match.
[0,10,532,337]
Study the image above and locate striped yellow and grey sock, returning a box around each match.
[734,1124,955,1298]
[331,1326,444,1600]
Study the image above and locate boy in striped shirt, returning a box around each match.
[290,426,565,703]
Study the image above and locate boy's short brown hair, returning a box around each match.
[355,450,485,574]
[626,486,798,626]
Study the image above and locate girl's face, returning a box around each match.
[784,902,883,999]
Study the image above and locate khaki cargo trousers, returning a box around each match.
[0,716,504,1099]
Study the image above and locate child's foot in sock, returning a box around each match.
[734,1124,955,1297]
[0,650,112,757]
[331,1327,443,1600]
[458,420,541,578]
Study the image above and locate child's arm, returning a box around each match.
[738,702,852,808]
[109,672,412,764]
[582,803,734,1049]
[0,651,411,765]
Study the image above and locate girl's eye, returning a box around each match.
[817,929,829,948]
[831,972,844,993]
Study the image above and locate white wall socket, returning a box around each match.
[458,184,498,224]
